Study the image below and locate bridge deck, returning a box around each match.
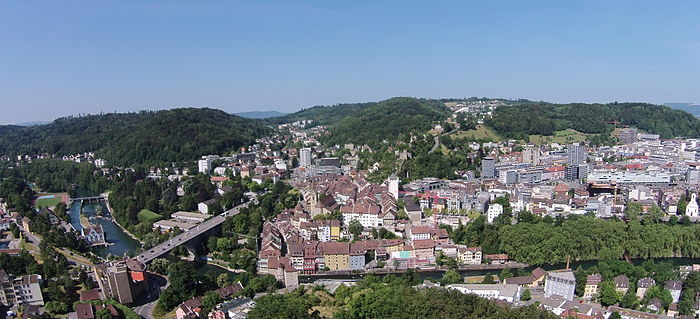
[135,201,251,263]
[71,196,106,201]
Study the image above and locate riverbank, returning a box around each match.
[303,262,529,278]
[101,192,144,244]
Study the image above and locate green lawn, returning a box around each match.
[527,129,588,145]
[35,196,62,209]
[137,209,162,223]
[449,125,502,141]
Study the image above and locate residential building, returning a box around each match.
[583,274,602,300]
[568,143,586,166]
[404,201,422,222]
[522,147,540,166]
[481,157,496,179]
[664,280,682,303]
[486,203,503,224]
[261,257,299,287]
[340,204,382,228]
[324,242,350,270]
[407,226,431,241]
[636,277,656,299]
[198,155,218,174]
[176,297,202,319]
[687,194,699,217]
[457,247,482,265]
[198,198,219,215]
[0,271,44,306]
[544,271,576,301]
[614,275,630,294]
[617,128,638,144]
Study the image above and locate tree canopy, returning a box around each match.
[0,108,270,166]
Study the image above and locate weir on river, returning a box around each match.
[69,190,142,258]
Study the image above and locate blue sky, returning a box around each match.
[1,1,699,124]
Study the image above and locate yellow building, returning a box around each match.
[583,274,602,300]
[330,220,341,241]
[457,246,482,265]
[323,242,350,270]
[382,239,404,254]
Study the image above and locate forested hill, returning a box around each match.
[487,102,700,139]
[271,97,451,146]
[0,108,270,166]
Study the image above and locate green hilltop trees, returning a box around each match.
[0,108,270,166]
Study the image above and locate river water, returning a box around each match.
[298,257,700,283]
[65,193,700,279]
[69,190,142,258]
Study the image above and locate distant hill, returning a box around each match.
[665,103,700,117]
[487,102,700,139]
[271,97,451,146]
[269,103,369,126]
[235,111,288,119]
[15,121,50,127]
[0,108,270,166]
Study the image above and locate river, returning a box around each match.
[69,190,142,258]
[298,257,700,284]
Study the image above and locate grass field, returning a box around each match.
[35,197,62,209]
[527,129,589,145]
[137,209,162,223]
[449,125,502,140]
[449,125,604,146]
[34,193,68,209]
[440,144,450,155]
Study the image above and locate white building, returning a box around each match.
[586,171,671,185]
[486,203,503,224]
[81,225,105,244]
[198,155,219,174]
[300,148,312,167]
[274,159,287,171]
[447,284,520,303]
[340,204,395,229]
[171,211,209,223]
[544,271,576,301]
[0,271,44,306]
[687,194,699,217]
[387,174,400,200]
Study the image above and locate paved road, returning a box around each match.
[135,200,253,263]
[133,273,168,319]
[428,128,458,153]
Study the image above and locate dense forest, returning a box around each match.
[271,97,451,147]
[11,159,111,194]
[248,273,557,319]
[269,102,369,126]
[498,214,700,265]
[0,108,270,166]
[442,202,700,265]
[487,102,700,139]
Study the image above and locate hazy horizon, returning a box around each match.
[6,98,700,126]
[2,1,700,124]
